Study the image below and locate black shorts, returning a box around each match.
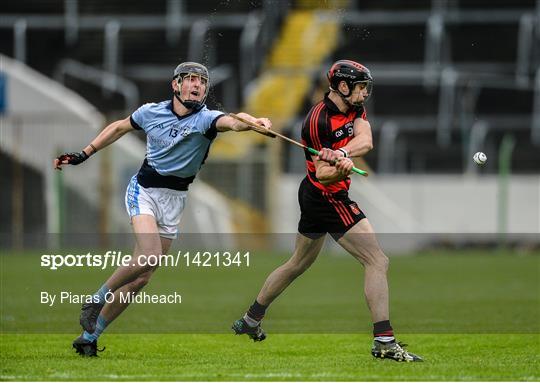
[297,177,366,241]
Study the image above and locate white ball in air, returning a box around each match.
[473,152,487,165]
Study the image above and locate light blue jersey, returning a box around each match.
[130,99,224,190]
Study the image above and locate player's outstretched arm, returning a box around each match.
[216,112,272,133]
[54,116,135,170]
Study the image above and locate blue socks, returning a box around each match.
[82,315,108,342]
[92,284,110,304]
[82,285,111,342]
[83,284,110,342]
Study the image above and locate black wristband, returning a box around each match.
[89,143,98,154]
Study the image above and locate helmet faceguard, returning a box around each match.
[327,60,373,107]
[173,62,210,110]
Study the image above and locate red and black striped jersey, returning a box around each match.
[301,92,367,193]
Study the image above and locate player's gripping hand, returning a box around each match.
[54,150,89,170]
[318,148,340,163]
[250,117,275,137]
[335,157,354,177]
[254,117,272,130]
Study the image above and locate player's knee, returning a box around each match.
[132,272,152,291]
[360,250,388,271]
[374,252,389,272]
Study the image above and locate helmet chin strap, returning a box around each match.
[174,90,202,110]
[337,88,362,108]
[337,86,352,99]
[337,84,364,108]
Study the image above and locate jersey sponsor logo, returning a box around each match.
[149,135,173,148]
[349,202,361,215]
[180,126,192,137]
[333,122,354,140]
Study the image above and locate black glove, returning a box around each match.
[56,151,89,166]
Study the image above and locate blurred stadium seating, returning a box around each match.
[0,0,538,247]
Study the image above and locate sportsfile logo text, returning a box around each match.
[40,250,251,270]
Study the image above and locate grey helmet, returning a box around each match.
[173,62,209,110]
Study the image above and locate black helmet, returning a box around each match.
[173,62,210,110]
[327,60,373,102]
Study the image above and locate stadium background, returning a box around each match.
[0,0,539,381]
[1,0,539,245]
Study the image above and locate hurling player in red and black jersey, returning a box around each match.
[233,60,423,362]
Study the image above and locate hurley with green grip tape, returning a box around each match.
[228,113,369,177]
[307,147,368,176]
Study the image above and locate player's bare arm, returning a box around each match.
[54,116,134,170]
[89,116,135,150]
[216,113,272,132]
[313,149,354,185]
[336,118,373,158]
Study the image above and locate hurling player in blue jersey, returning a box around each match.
[54,62,272,357]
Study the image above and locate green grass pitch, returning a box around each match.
[1,249,539,381]
[2,334,538,381]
